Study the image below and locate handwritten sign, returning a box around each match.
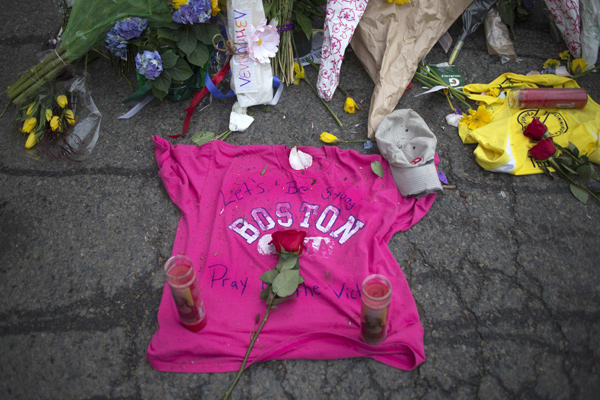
[231,9,257,94]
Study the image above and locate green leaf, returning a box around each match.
[540,164,553,179]
[298,274,305,285]
[371,161,384,178]
[260,269,279,284]
[259,287,270,301]
[191,23,221,45]
[168,58,194,82]
[273,296,294,306]
[570,184,589,204]
[280,255,298,271]
[152,85,169,101]
[161,52,179,69]
[497,0,516,36]
[272,269,300,297]
[569,142,580,157]
[561,164,579,175]
[263,2,273,16]
[576,164,595,179]
[191,131,215,146]
[177,28,197,56]
[294,12,313,40]
[157,28,181,42]
[151,70,172,101]
[261,165,268,175]
[186,44,209,67]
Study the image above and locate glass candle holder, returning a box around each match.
[164,254,207,332]
[360,274,392,344]
[508,88,588,109]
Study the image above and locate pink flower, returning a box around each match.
[246,19,279,64]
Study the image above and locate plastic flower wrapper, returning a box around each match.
[246,19,279,64]
[135,51,163,80]
[172,0,211,24]
[7,0,171,105]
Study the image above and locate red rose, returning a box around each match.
[270,230,307,255]
[529,137,557,160]
[523,118,548,141]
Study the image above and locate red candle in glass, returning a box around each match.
[164,255,207,332]
[508,88,588,109]
[360,274,392,344]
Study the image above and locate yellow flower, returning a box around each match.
[558,50,571,60]
[394,0,410,4]
[344,97,359,113]
[293,62,305,85]
[45,109,53,122]
[22,117,37,133]
[320,132,342,144]
[25,131,38,149]
[463,105,492,131]
[543,59,560,69]
[64,109,76,125]
[26,102,36,116]
[56,95,68,108]
[571,58,588,75]
[211,0,220,15]
[50,115,61,131]
[486,87,500,97]
[172,0,188,10]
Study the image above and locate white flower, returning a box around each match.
[445,113,463,127]
[289,147,313,170]
[246,19,279,64]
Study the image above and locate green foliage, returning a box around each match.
[191,131,216,146]
[371,161,384,178]
[547,142,600,204]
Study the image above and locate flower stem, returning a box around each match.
[302,77,343,127]
[223,301,274,400]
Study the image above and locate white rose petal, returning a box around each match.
[445,113,463,127]
[289,147,313,170]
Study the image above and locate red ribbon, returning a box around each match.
[170,61,231,139]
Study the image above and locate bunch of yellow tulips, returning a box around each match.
[18,94,76,149]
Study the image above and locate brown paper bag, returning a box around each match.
[351,0,472,138]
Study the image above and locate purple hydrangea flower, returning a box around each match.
[114,17,148,40]
[363,141,374,150]
[105,17,148,59]
[172,0,211,25]
[135,51,163,80]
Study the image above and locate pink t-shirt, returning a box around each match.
[147,135,437,373]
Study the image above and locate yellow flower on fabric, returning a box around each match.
[293,62,305,85]
[558,50,571,60]
[45,109,52,122]
[395,0,410,4]
[320,132,342,144]
[26,102,36,116]
[22,117,36,133]
[211,0,220,15]
[50,115,61,131]
[571,58,588,75]
[463,106,492,131]
[25,131,38,149]
[172,0,188,9]
[543,59,560,69]
[56,95,68,108]
[486,87,500,97]
[344,97,358,113]
[64,109,76,125]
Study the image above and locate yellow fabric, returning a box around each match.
[458,73,600,175]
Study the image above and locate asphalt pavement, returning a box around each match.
[1,0,599,399]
